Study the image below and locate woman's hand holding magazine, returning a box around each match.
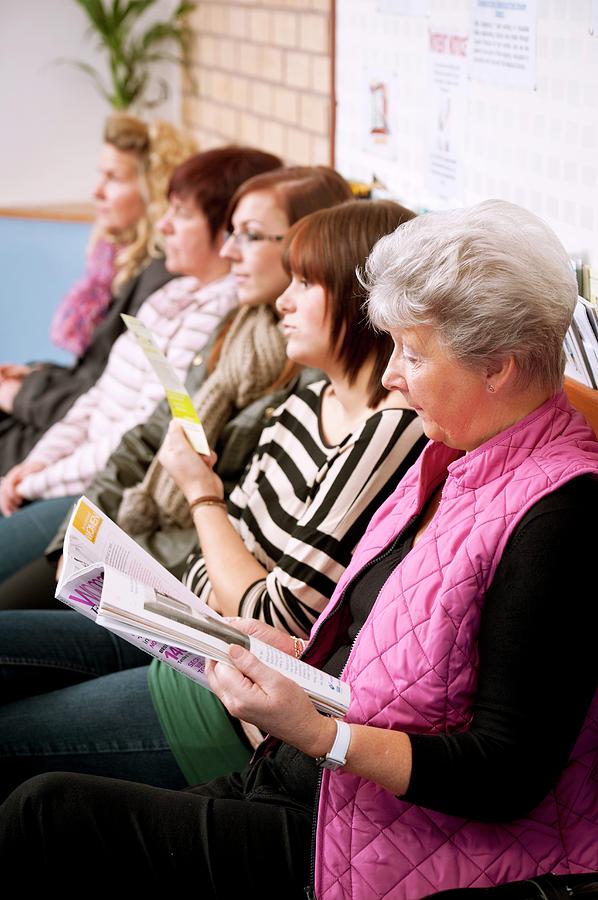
[219,617,299,656]
[206,628,338,758]
[57,497,349,719]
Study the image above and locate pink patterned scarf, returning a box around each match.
[50,238,118,357]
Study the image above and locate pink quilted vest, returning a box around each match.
[308,392,598,899]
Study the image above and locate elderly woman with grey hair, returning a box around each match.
[2,199,598,898]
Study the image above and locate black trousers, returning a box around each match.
[0,755,313,894]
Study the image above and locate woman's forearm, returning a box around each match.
[191,504,269,616]
[334,724,413,797]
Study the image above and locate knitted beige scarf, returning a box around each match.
[117,303,288,535]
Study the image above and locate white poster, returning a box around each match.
[591,0,598,35]
[425,31,468,206]
[470,0,537,89]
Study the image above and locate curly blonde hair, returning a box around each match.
[97,113,197,291]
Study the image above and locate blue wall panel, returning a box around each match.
[0,217,92,365]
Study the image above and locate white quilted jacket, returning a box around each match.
[19,274,236,500]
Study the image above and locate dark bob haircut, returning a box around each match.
[167,146,282,240]
[283,199,416,407]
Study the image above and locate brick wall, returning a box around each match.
[182,1,332,166]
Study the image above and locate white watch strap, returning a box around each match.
[327,719,352,766]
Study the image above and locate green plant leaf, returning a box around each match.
[174,2,196,17]
[139,23,185,53]
[73,0,109,33]
[116,0,156,28]
[66,0,196,110]
[140,50,187,65]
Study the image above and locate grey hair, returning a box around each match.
[364,199,577,393]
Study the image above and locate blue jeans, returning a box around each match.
[0,495,77,583]
[0,610,186,801]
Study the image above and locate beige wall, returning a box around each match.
[183,1,332,166]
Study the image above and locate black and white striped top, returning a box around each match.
[183,380,426,637]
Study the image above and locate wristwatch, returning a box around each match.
[316,719,352,771]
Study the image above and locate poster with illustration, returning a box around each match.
[425,30,468,206]
[363,63,399,161]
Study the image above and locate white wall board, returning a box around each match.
[335,0,598,262]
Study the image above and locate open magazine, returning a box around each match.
[56,497,350,718]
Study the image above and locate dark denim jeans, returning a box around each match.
[0,610,186,801]
[0,495,77,583]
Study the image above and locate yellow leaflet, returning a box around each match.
[166,391,200,424]
[121,314,160,358]
[121,314,210,455]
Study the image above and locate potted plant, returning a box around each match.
[67,0,196,111]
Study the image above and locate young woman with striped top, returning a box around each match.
[151,200,426,781]
[178,207,426,637]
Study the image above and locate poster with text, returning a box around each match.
[470,0,537,89]
[425,31,468,206]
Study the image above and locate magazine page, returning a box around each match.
[96,566,350,717]
[58,498,350,717]
[57,496,209,613]
[58,563,211,689]
[56,496,219,689]
[96,565,246,661]
[572,299,598,388]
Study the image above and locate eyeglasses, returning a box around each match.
[223,229,285,246]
